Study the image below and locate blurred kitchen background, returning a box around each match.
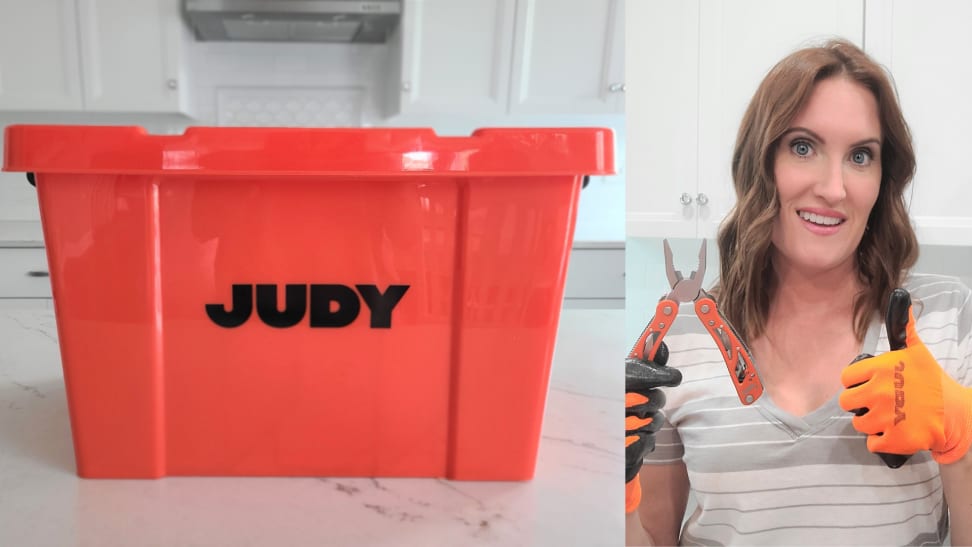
[0,0,625,310]
[626,0,972,343]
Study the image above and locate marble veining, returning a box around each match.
[0,308,622,546]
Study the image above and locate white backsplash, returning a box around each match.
[914,244,972,289]
[626,237,972,344]
[215,87,365,127]
[185,40,389,126]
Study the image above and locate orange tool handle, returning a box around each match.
[627,299,678,361]
[695,296,763,405]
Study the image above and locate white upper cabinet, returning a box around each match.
[864,0,972,246]
[508,0,624,115]
[0,0,187,113]
[394,0,516,117]
[694,1,863,240]
[625,0,700,240]
[627,0,864,239]
[388,0,623,118]
[78,0,186,113]
[0,0,84,110]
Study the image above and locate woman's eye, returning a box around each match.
[791,141,812,157]
[851,149,873,166]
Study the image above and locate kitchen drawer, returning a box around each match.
[0,247,52,298]
[563,243,624,308]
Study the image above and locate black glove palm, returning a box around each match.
[626,342,682,488]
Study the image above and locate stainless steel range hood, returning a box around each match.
[183,0,402,43]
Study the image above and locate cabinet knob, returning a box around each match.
[697,193,709,206]
[608,82,626,93]
[167,79,178,90]
[680,192,693,206]
[401,81,412,93]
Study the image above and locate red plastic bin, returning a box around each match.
[2,125,614,479]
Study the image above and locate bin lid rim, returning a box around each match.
[3,125,615,176]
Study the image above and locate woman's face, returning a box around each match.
[771,76,882,278]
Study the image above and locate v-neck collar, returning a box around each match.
[753,313,883,437]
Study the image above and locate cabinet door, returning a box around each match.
[625,0,700,239]
[0,248,52,299]
[508,0,624,115]
[396,0,515,117]
[563,244,624,308]
[696,0,863,239]
[865,0,972,246]
[77,0,184,112]
[626,0,864,240]
[0,0,83,110]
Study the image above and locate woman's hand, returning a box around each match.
[626,342,682,512]
[839,289,972,464]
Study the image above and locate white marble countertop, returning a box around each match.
[0,306,622,547]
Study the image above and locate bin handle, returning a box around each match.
[26,172,35,187]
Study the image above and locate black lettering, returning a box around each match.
[256,284,307,328]
[893,360,906,425]
[356,284,409,328]
[205,284,253,328]
[309,284,360,327]
[894,407,907,425]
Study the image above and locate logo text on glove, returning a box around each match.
[206,284,409,329]
[894,360,906,425]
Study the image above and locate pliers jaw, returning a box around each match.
[664,239,707,304]
[629,239,764,406]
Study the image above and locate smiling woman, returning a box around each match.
[771,77,883,290]
[717,39,919,346]
[625,39,972,546]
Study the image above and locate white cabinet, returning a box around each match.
[626,0,864,239]
[563,243,624,308]
[864,0,972,246]
[77,0,186,113]
[0,0,84,110]
[0,0,187,113]
[508,0,624,115]
[387,0,623,118]
[392,0,516,117]
[625,0,699,240]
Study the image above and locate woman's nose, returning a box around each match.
[813,159,847,203]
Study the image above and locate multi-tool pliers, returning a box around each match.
[628,239,764,405]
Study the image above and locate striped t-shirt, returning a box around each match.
[643,273,972,546]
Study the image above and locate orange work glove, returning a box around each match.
[839,289,972,465]
[626,342,682,513]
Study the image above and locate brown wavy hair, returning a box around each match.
[715,38,918,342]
